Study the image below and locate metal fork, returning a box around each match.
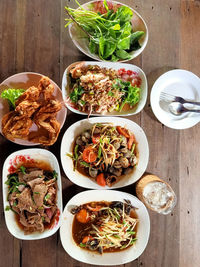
[159,92,200,106]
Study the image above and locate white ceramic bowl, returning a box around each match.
[68,0,148,62]
[0,72,67,146]
[60,117,149,189]
[60,190,150,265]
[62,61,148,116]
[2,148,63,240]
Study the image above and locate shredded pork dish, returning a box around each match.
[1,76,62,146]
[6,165,58,234]
[71,200,138,254]
[68,123,138,187]
[68,63,142,115]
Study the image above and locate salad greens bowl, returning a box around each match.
[66,0,148,62]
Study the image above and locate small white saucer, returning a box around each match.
[150,69,200,129]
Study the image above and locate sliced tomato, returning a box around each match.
[82,146,97,163]
[76,209,90,223]
[116,126,130,138]
[96,173,106,187]
[127,135,135,150]
[82,235,93,244]
[92,134,100,144]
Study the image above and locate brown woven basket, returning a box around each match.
[136,174,176,213]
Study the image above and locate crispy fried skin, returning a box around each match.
[15,100,40,117]
[30,100,61,146]
[2,76,61,145]
[16,86,40,105]
[2,111,33,140]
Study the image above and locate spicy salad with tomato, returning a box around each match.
[67,123,138,187]
[71,200,138,254]
[68,63,142,115]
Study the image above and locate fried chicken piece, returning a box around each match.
[36,100,62,114]
[30,114,60,146]
[44,83,54,100]
[2,111,33,140]
[29,100,61,146]
[38,76,51,90]
[15,100,40,117]
[16,86,40,105]
[38,76,55,100]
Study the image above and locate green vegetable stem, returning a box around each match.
[65,0,144,61]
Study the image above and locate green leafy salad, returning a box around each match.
[1,88,25,109]
[65,0,145,61]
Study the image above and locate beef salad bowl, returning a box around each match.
[2,148,62,240]
[60,117,149,189]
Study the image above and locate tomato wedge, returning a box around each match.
[82,146,97,163]
[82,235,93,243]
[127,135,135,150]
[116,126,130,138]
[92,134,100,144]
[76,209,90,223]
[96,173,106,187]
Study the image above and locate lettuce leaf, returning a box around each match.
[1,88,25,108]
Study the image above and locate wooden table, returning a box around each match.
[0,0,199,266]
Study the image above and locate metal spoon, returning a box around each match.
[169,102,200,116]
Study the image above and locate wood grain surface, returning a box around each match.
[0,1,199,267]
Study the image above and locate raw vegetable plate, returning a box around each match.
[2,148,62,240]
[60,117,149,189]
[0,72,67,146]
[62,61,148,116]
[65,0,148,62]
[60,190,150,265]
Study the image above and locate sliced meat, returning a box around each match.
[18,169,43,183]
[17,188,36,213]
[46,186,56,205]
[9,192,20,213]
[46,178,56,186]
[20,211,30,227]
[20,211,44,234]
[46,205,57,220]
[33,184,47,207]
[27,177,44,189]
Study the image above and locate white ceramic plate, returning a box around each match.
[60,117,149,189]
[150,69,200,129]
[68,0,148,62]
[62,61,148,116]
[60,190,150,265]
[0,72,67,145]
[2,148,62,240]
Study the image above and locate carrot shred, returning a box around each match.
[116,126,130,138]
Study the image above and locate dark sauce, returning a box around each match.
[72,201,138,253]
